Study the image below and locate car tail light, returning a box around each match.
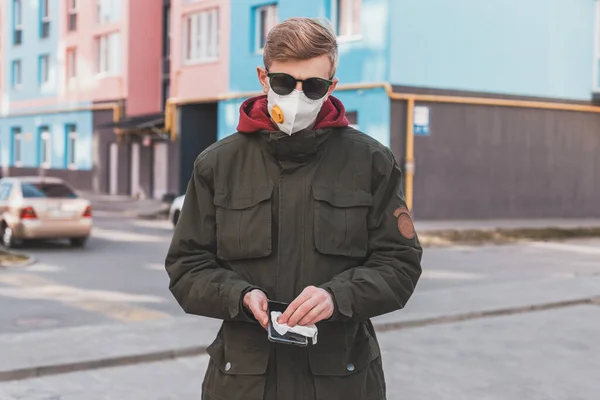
[20,206,38,220]
[82,205,92,218]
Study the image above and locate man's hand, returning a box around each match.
[243,289,269,329]
[278,286,334,327]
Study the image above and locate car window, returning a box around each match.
[21,183,78,199]
[0,183,13,201]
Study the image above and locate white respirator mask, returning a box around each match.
[267,89,327,135]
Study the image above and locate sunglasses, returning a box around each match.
[267,72,333,100]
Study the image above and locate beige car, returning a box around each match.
[0,176,92,248]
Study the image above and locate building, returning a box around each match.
[0,0,168,199]
[3,0,599,220]
[168,0,600,220]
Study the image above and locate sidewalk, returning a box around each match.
[415,218,600,232]
[79,191,170,219]
[2,275,600,382]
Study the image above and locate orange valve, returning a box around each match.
[270,105,284,124]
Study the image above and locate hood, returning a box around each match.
[236,95,349,133]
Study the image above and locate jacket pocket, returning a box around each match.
[203,334,270,400]
[312,186,373,258]
[308,334,385,400]
[213,185,273,261]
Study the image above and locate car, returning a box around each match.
[169,195,185,227]
[0,176,92,248]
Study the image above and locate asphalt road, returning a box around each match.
[0,215,180,334]
[1,215,600,399]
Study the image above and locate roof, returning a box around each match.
[99,112,165,131]
[1,176,66,184]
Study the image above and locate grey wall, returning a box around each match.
[178,103,218,194]
[390,87,600,220]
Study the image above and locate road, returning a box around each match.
[0,215,180,334]
[1,215,600,399]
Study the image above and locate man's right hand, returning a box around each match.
[243,289,269,329]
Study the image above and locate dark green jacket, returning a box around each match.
[165,126,423,400]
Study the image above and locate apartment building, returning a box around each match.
[0,0,167,198]
[168,0,600,219]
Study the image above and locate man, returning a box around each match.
[165,17,423,400]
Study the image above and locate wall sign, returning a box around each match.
[414,106,430,136]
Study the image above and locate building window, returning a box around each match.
[39,127,51,169]
[332,0,361,39]
[11,128,22,167]
[254,4,277,52]
[96,0,120,24]
[183,8,219,64]
[40,0,51,38]
[12,60,22,88]
[68,0,77,31]
[39,54,51,86]
[66,47,77,80]
[13,0,23,45]
[96,32,121,75]
[66,124,77,168]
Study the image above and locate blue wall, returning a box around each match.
[3,0,60,102]
[390,0,595,100]
[229,0,390,92]
[0,111,94,170]
[223,0,392,145]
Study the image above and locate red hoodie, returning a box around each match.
[236,95,349,133]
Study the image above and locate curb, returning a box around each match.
[418,226,600,247]
[0,346,207,382]
[2,295,599,382]
[0,250,36,269]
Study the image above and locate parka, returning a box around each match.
[165,95,423,400]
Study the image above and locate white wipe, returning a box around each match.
[270,311,318,345]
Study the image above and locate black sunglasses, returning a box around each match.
[267,72,333,100]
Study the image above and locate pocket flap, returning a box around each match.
[206,335,270,376]
[214,185,274,210]
[312,186,373,208]
[308,337,380,376]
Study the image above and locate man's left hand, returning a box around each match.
[278,286,334,327]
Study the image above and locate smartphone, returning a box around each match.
[267,300,309,347]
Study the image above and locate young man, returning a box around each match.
[165,17,423,400]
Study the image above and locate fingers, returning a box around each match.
[298,302,328,326]
[249,299,269,329]
[279,288,312,323]
[286,296,320,327]
[244,290,269,329]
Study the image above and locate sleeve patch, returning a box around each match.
[393,207,416,240]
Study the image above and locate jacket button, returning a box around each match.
[225,362,232,372]
[346,363,355,372]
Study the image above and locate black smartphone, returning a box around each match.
[267,300,309,347]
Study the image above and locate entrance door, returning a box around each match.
[109,143,119,195]
[153,142,168,199]
[130,143,140,197]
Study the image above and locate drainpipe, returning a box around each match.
[404,97,415,211]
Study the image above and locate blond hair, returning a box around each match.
[263,17,338,77]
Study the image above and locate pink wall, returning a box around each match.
[58,0,131,105]
[171,0,230,101]
[0,0,4,113]
[127,0,163,116]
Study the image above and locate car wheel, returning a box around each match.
[2,223,16,249]
[70,237,88,248]
[173,210,180,227]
